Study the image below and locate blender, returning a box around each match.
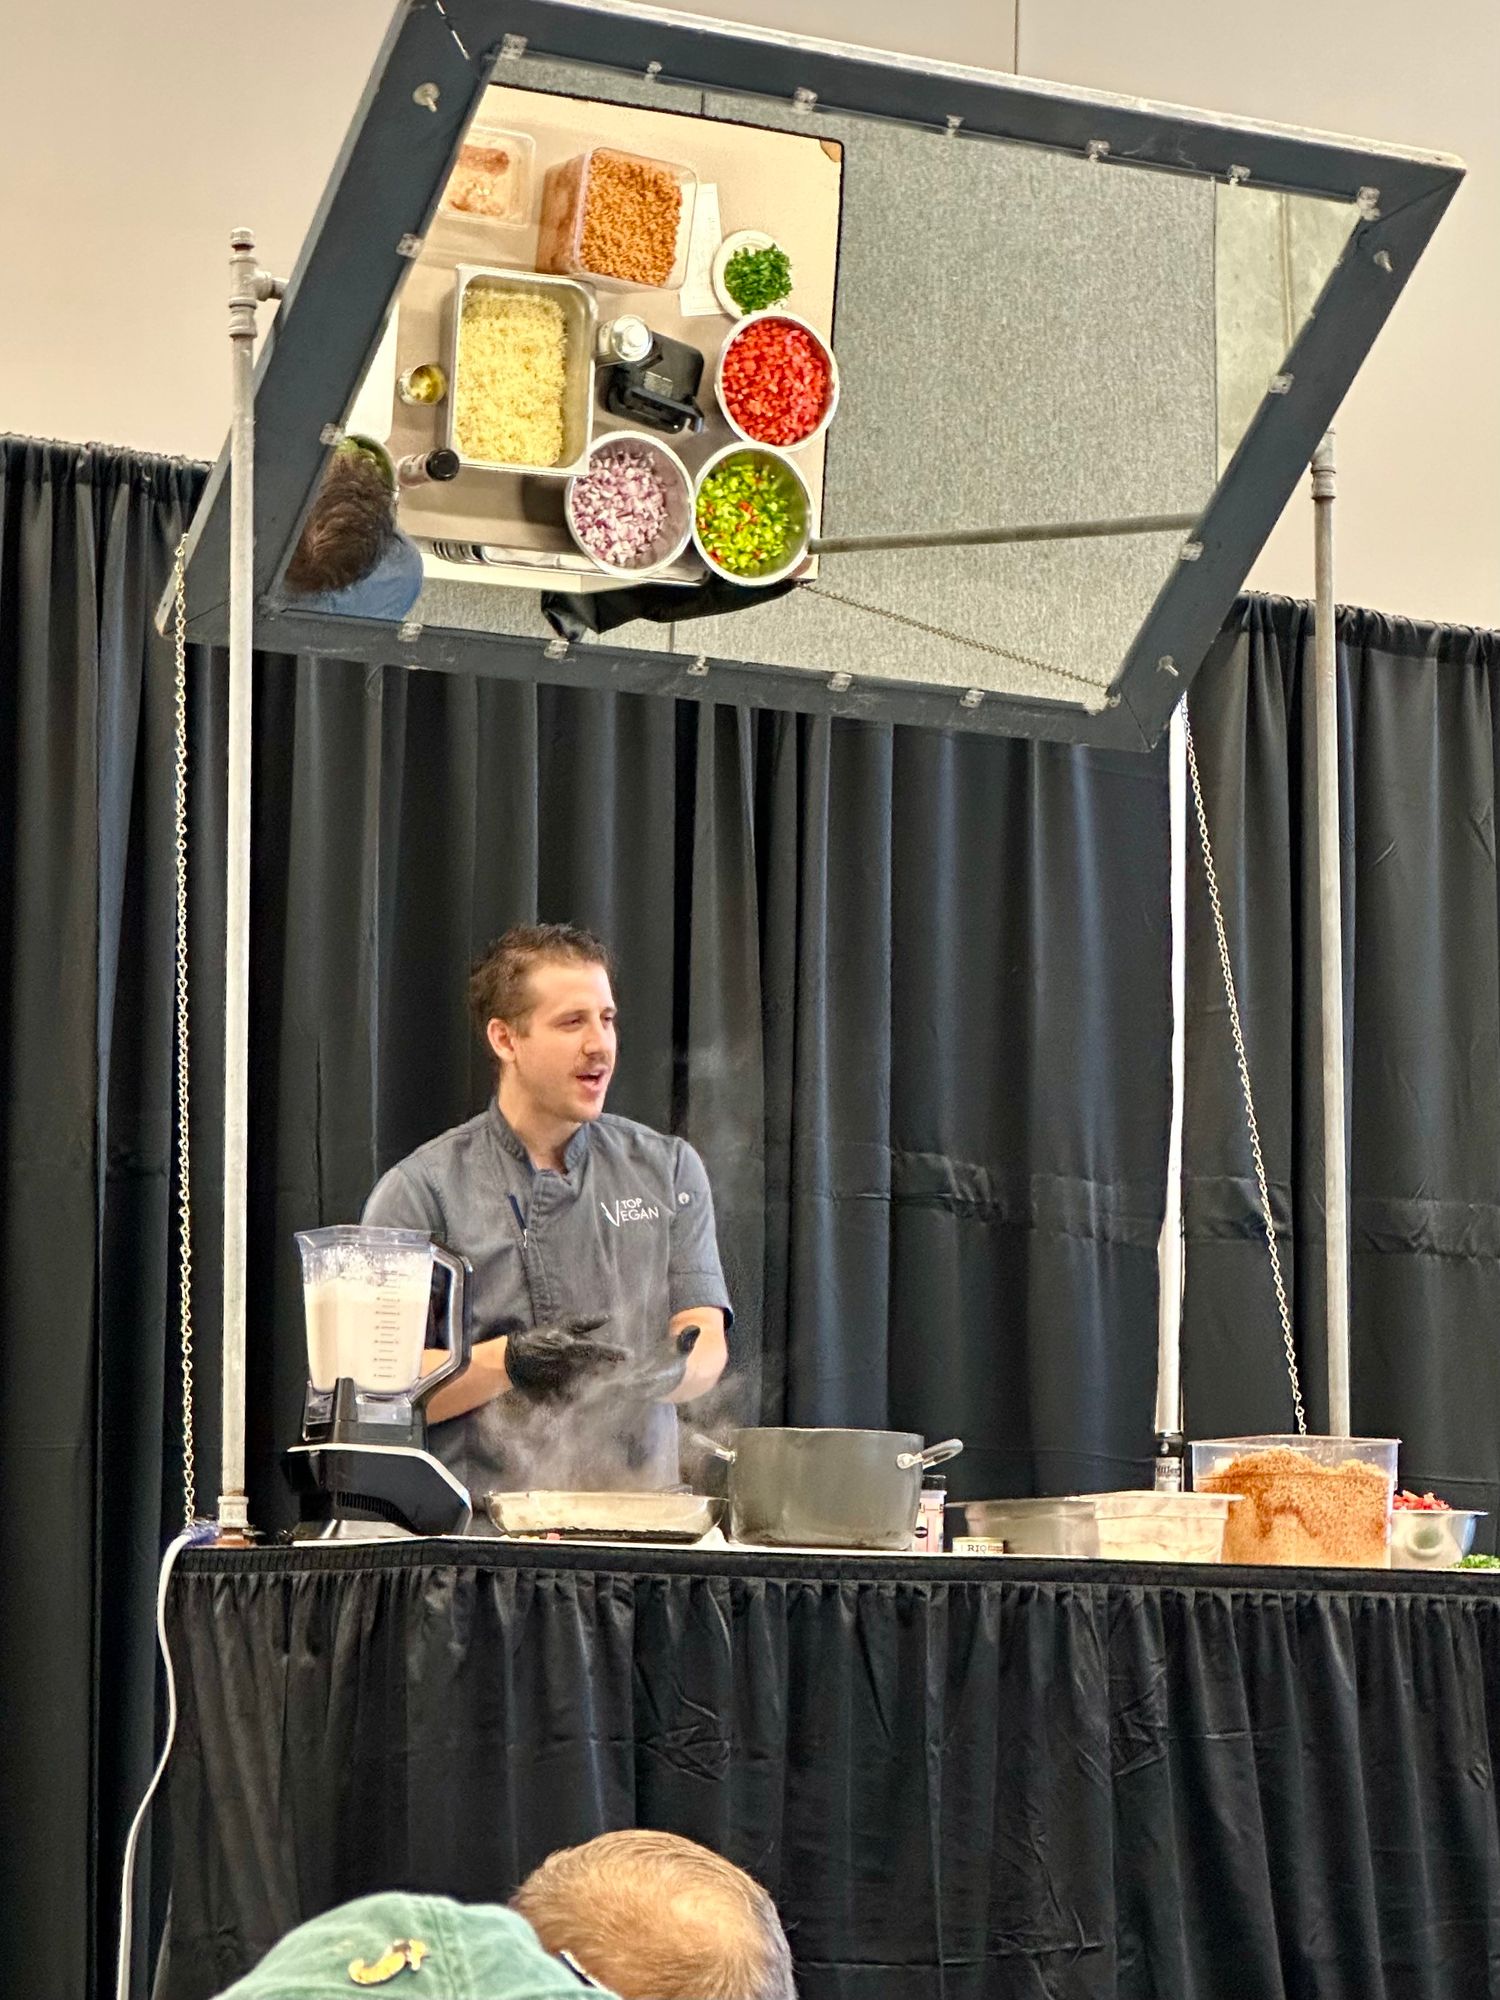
[282,1224,474,1539]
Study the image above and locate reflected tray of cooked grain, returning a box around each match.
[446,266,597,479]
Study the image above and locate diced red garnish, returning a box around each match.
[722,319,832,447]
[1394,1488,1450,1510]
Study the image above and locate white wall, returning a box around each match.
[2,0,1493,625]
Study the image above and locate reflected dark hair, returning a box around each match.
[284,450,395,595]
[468,924,616,1045]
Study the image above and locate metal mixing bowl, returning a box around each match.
[564,430,694,579]
[1389,1507,1485,1568]
[691,444,812,589]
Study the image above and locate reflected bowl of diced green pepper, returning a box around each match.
[692,444,812,588]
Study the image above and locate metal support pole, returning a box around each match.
[1312,430,1351,1435]
[1155,706,1188,1421]
[218,228,262,1540]
[809,510,1200,557]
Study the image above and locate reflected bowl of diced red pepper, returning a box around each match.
[715,311,839,452]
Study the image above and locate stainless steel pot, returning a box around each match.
[694,1427,963,1550]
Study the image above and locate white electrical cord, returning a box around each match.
[115,1521,218,2000]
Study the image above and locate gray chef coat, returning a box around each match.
[362,1101,731,1507]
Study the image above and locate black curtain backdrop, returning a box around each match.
[1183,597,1500,1512]
[2,435,1498,1999]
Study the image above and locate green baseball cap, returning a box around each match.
[212,1892,617,1999]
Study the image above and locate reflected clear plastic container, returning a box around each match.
[537,146,698,292]
[439,119,535,226]
[1191,1435,1399,1567]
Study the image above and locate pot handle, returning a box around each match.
[690,1431,736,1464]
[897,1437,964,1471]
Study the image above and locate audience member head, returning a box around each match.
[284,439,397,596]
[511,1830,796,2000]
[211,1891,612,1999]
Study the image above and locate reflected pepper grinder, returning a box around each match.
[597,315,705,435]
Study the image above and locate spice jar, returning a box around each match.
[915,1476,947,1555]
[395,448,460,487]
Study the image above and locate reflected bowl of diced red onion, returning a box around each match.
[715,310,839,453]
[564,431,695,579]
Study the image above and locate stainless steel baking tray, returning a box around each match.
[446,264,596,479]
[485,1489,723,1542]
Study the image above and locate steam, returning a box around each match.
[482,1353,762,1496]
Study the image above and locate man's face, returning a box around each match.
[492,959,617,1129]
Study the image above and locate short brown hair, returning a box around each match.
[285,449,396,595]
[512,1830,795,2000]
[468,923,615,1044]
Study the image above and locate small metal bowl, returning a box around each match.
[691,443,812,590]
[1390,1507,1486,1569]
[714,310,839,453]
[564,431,694,580]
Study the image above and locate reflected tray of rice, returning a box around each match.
[446,265,597,478]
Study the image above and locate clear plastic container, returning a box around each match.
[439,119,535,226]
[961,1493,1236,1561]
[1090,1492,1236,1563]
[1190,1435,1399,1568]
[960,1498,1101,1557]
[537,147,698,292]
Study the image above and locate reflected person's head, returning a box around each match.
[512,1831,795,2000]
[284,440,397,596]
[471,924,618,1133]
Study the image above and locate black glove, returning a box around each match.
[616,1324,702,1405]
[504,1315,630,1398]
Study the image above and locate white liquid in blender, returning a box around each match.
[304,1274,431,1391]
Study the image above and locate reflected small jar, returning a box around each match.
[397,363,448,406]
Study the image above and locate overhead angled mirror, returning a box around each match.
[165,0,1462,747]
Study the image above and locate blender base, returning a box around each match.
[284,1441,472,1539]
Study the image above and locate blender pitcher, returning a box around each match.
[295,1224,468,1405]
[286,1224,474,1540]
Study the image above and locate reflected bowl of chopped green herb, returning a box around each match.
[692,444,812,587]
[712,230,793,318]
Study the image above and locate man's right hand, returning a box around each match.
[504,1315,631,1398]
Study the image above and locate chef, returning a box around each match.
[362,923,730,1504]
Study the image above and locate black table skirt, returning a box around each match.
[158,1544,1500,2000]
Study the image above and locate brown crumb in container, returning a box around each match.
[579,152,682,286]
[1199,1446,1391,1566]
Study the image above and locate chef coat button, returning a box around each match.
[678,1192,690,1205]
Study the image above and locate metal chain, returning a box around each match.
[1182,701,1307,1434]
[802,584,1116,704]
[171,536,197,1522]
